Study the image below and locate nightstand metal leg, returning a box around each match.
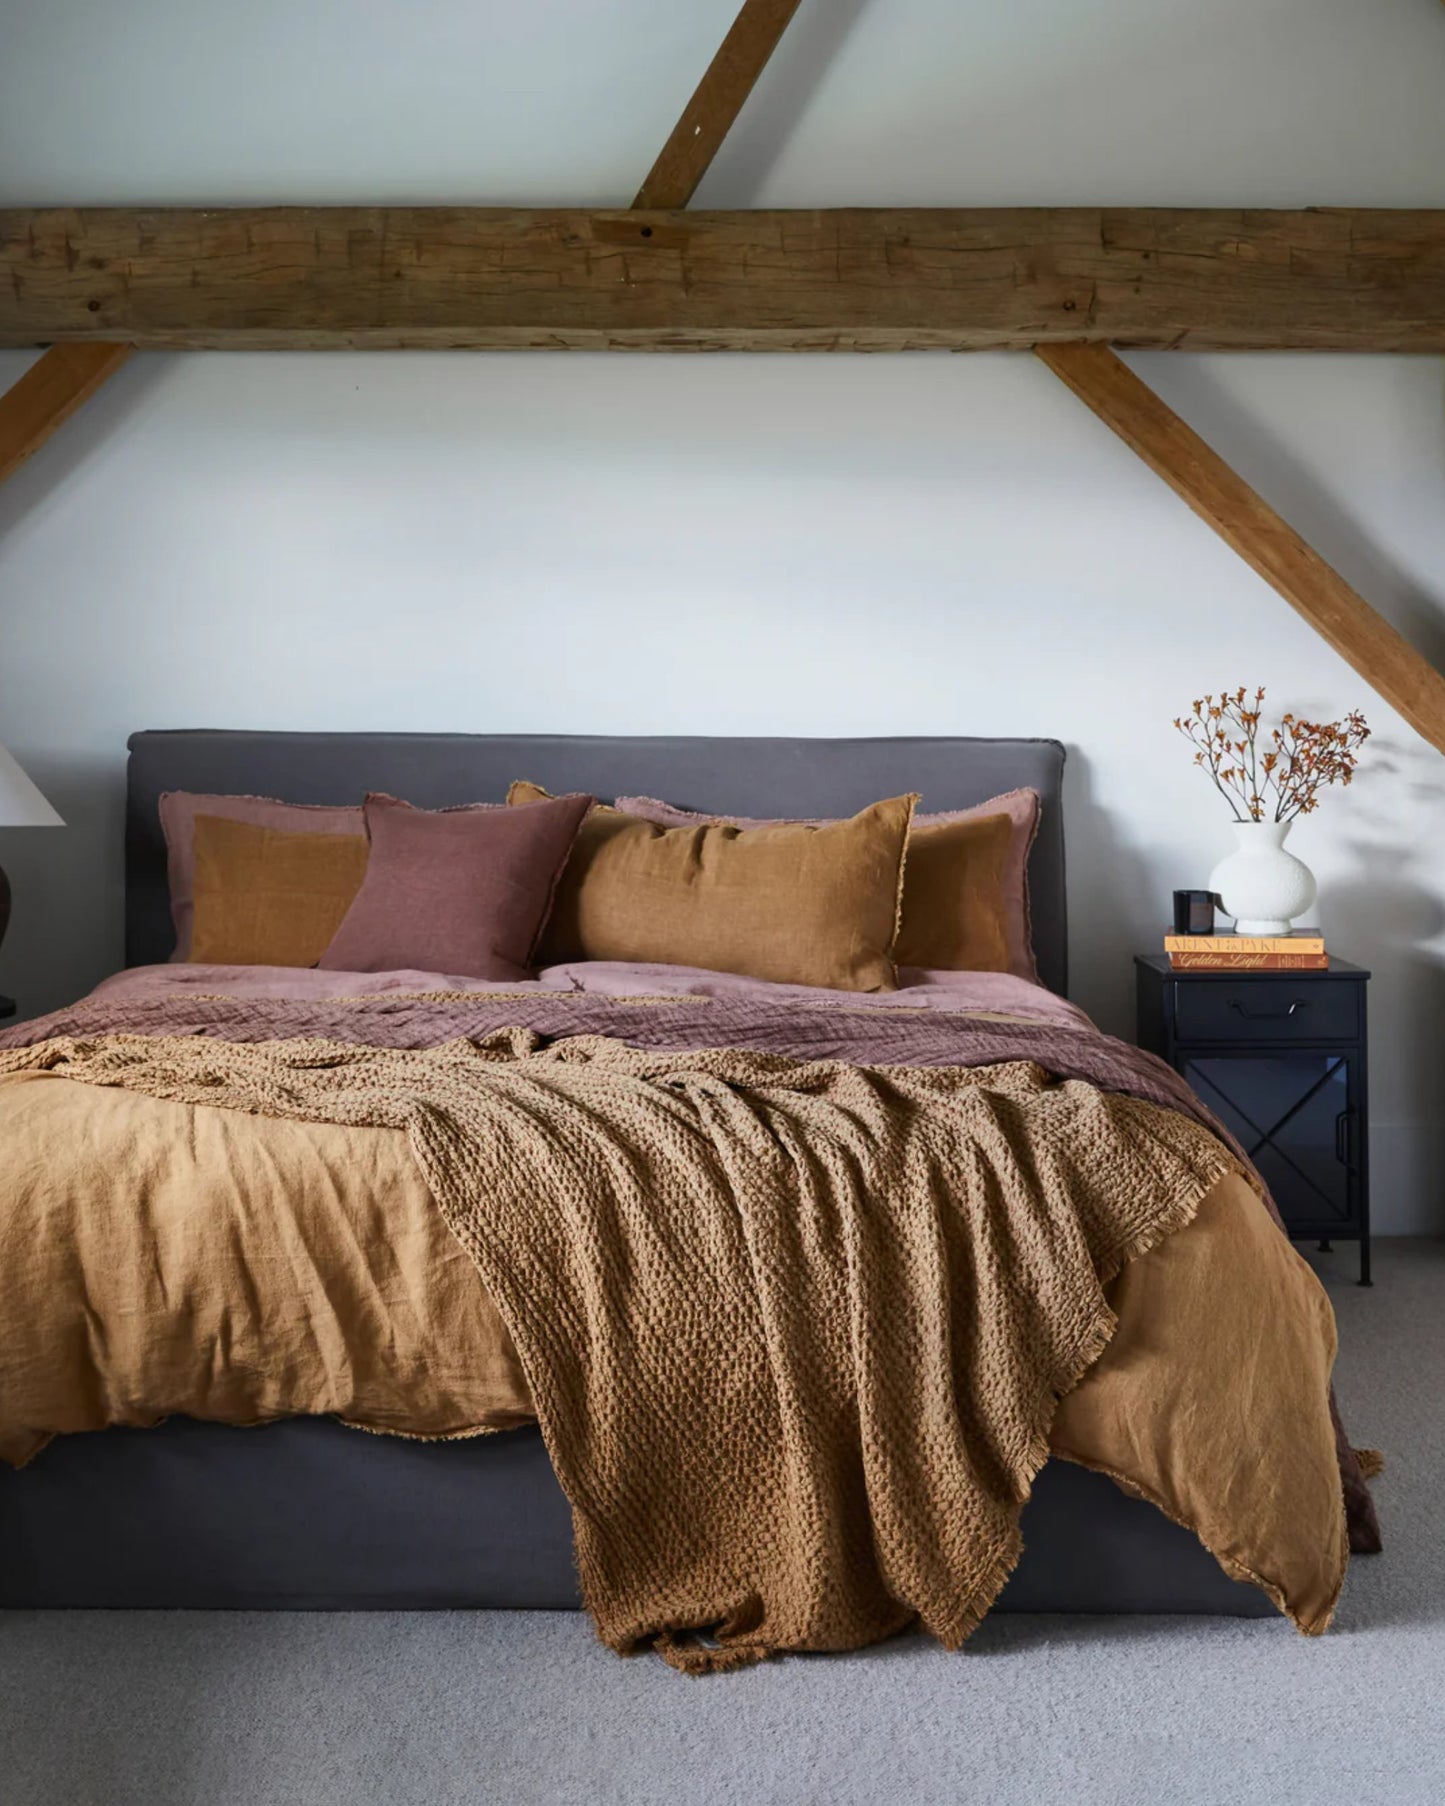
[1359,1236,1372,1287]
[1317,1239,1332,1252]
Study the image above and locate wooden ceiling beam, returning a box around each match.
[3,206,1443,352]
[0,0,813,493]
[4,9,1439,764]
[1036,341,1445,755]
[634,0,806,210]
[0,342,132,488]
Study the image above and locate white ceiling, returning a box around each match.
[2,0,1443,209]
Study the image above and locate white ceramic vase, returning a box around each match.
[1208,820,1316,936]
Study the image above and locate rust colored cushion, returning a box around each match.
[616,789,1040,981]
[188,815,371,968]
[161,791,365,961]
[318,790,593,980]
[509,781,915,993]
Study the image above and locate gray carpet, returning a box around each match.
[2,1239,1441,1806]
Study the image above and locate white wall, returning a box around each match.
[2,0,1444,1228]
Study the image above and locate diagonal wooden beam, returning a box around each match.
[1036,341,1445,755]
[0,342,132,490]
[633,0,806,210]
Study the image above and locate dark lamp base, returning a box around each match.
[0,860,10,1000]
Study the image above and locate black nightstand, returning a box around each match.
[1135,954,1371,1285]
[0,995,13,1022]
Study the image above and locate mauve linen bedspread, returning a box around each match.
[87,959,1094,1021]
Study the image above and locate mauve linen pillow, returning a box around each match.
[615,789,1041,982]
[160,791,365,960]
[318,790,593,980]
[508,780,915,993]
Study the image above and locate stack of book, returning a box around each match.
[1164,929,1327,971]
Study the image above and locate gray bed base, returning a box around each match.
[0,731,1272,1620]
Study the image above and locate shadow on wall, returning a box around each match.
[1325,733,1445,1234]
[1058,746,1156,1039]
[0,355,170,542]
[695,0,875,205]
[1126,353,1445,679]
[0,749,128,1020]
[0,356,170,1018]
[1328,731,1445,1011]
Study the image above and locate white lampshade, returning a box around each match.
[0,741,64,827]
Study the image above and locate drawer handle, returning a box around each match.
[1227,998,1309,1021]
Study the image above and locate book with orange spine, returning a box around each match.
[1169,952,1329,971]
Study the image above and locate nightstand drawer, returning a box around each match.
[1174,978,1360,1043]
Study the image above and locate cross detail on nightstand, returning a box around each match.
[1192,1055,1350,1200]
[1135,954,1371,1285]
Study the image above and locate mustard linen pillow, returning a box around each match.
[508,781,915,993]
[189,814,371,967]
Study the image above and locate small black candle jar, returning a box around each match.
[1172,890,1220,935]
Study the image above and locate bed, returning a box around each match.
[1,729,1361,1636]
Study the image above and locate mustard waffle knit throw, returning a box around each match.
[1,1028,1235,1671]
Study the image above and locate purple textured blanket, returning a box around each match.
[0,985,1287,1118]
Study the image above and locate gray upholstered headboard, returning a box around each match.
[125,732,1069,993]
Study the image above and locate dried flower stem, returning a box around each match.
[1174,687,1369,824]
